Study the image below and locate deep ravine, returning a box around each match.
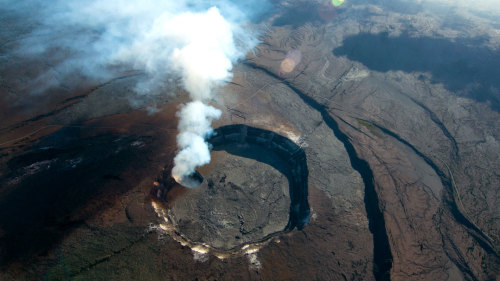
[243,61,393,281]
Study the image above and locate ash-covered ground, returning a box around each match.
[0,0,499,280]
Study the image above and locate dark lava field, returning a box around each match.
[0,0,499,280]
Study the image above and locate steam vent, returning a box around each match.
[166,125,310,251]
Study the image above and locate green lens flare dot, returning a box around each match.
[332,0,344,7]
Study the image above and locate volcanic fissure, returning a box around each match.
[243,61,393,281]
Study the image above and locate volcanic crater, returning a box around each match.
[154,124,310,251]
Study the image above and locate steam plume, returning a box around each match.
[172,101,221,179]
[4,0,263,184]
[164,7,250,182]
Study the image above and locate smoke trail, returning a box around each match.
[172,101,222,180]
[3,0,265,184]
[168,7,249,183]
[151,6,251,182]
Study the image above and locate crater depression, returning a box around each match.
[155,124,310,251]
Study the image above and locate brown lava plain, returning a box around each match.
[1,0,499,280]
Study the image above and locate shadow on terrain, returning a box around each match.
[273,2,319,27]
[333,32,500,112]
[0,123,164,267]
[208,124,310,230]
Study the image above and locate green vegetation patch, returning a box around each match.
[357,119,383,137]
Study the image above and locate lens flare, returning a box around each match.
[280,58,296,73]
[279,49,302,74]
[332,0,344,7]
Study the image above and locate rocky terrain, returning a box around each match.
[169,147,291,250]
[165,124,311,251]
[247,0,500,279]
[0,0,499,280]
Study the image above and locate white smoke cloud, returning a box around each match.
[3,0,266,184]
[4,0,264,94]
[165,7,236,101]
[164,8,242,182]
[172,101,222,179]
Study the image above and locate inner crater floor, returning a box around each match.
[170,147,291,250]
